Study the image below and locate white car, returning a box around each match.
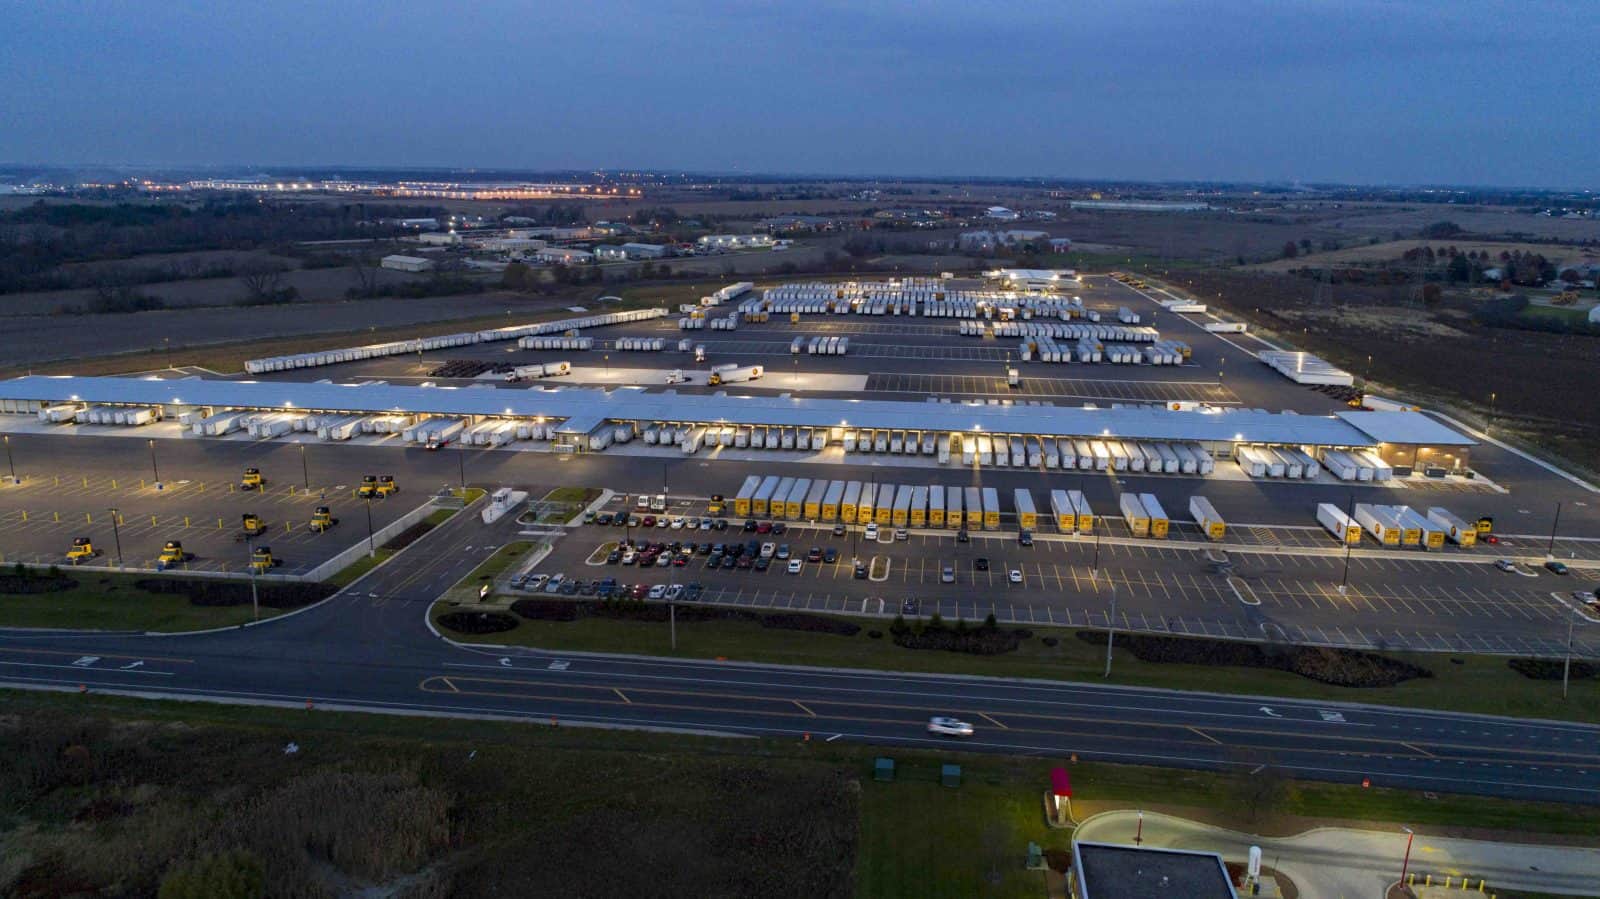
[927,717,975,737]
[787,558,803,574]
[523,573,549,590]
[620,549,637,565]
[699,519,713,531]
[648,584,667,600]
[1008,569,1023,584]
[864,523,879,540]
[664,584,684,601]
[941,566,955,584]
[894,528,908,541]
[656,516,670,528]
[655,554,672,567]
[760,542,777,559]
[669,517,685,530]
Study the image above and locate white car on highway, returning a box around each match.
[927,717,975,737]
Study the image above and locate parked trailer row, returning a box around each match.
[1318,448,1393,482]
[1317,503,1364,545]
[242,308,669,374]
[992,321,1159,343]
[1189,496,1225,540]
[613,337,665,351]
[518,335,595,351]
[1236,445,1322,480]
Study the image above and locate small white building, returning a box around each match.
[984,206,1020,221]
[535,247,594,265]
[1049,237,1072,252]
[990,269,1079,291]
[416,231,460,246]
[381,255,434,273]
[622,242,671,259]
[1000,229,1049,245]
[958,231,998,252]
[594,245,628,262]
[697,234,774,251]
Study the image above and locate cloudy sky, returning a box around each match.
[1,0,1593,186]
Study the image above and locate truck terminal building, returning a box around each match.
[0,375,1473,479]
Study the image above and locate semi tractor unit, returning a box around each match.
[309,506,338,533]
[157,541,194,571]
[240,468,264,491]
[66,537,98,563]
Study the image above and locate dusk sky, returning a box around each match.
[2,0,1594,187]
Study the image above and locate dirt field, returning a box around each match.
[1165,269,1600,473]
[0,264,422,316]
[1248,239,1600,272]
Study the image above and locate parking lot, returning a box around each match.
[518,509,1599,659]
[0,463,428,576]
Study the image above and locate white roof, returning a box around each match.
[381,255,431,264]
[0,375,1468,447]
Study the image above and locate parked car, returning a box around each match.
[523,574,549,591]
[1018,530,1034,546]
[606,550,621,564]
[974,557,989,571]
[754,556,771,571]
[956,529,970,543]
[927,717,974,737]
[776,544,791,559]
[1008,569,1023,584]
[772,522,788,535]
[941,566,955,584]
[595,512,613,525]
[648,584,667,600]
[742,519,757,532]
[901,598,920,615]
[756,521,773,535]
[1494,559,1516,572]
[760,542,777,559]
[665,584,684,601]
[823,547,838,563]
[787,559,803,574]
[807,546,822,562]
[833,524,847,536]
[894,528,908,541]
[864,523,879,540]
[641,516,656,528]
[1546,560,1571,576]
[854,561,868,579]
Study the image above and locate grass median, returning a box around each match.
[0,569,330,631]
[1,689,1594,899]
[434,606,1600,724]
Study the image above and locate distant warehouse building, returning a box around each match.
[622,242,671,259]
[697,234,774,251]
[594,245,628,262]
[380,255,434,273]
[1071,200,1210,212]
[535,247,594,265]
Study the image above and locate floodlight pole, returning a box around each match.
[1103,579,1117,678]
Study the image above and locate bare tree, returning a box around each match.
[238,260,289,304]
[349,255,381,297]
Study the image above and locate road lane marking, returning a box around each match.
[793,700,816,717]
[1403,742,1437,758]
[978,712,1008,730]
[1188,726,1223,745]
[614,688,631,704]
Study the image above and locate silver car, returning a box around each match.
[927,717,975,737]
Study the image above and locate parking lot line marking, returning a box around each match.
[978,712,1009,730]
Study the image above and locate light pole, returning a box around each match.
[1488,391,1497,439]
[1102,577,1118,678]
[147,438,160,486]
[1338,492,1355,594]
[3,434,15,484]
[364,497,376,557]
[1547,501,1562,560]
[1563,613,1576,699]
[1398,827,1415,886]
[246,536,260,622]
[457,449,466,491]
[299,444,309,490]
[107,507,123,567]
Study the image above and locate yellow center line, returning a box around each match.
[978,712,1009,730]
[614,688,631,704]
[793,700,817,717]
[1188,726,1223,745]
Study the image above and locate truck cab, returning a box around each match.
[67,537,97,563]
[309,506,336,532]
[250,546,281,573]
[241,513,265,537]
[706,494,725,515]
[240,468,264,491]
[375,475,398,497]
[357,475,379,498]
[157,541,192,571]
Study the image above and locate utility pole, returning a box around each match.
[3,434,15,484]
[299,444,309,490]
[1563,614,1576,699]
[1338,492,1355,594]
[1103,578,1118,678]
[246,536,260,622]
[1547,501,1563,559]
[108,507,123,567]
[1399,827,1415,886]
[364,498,376,557]
[147,438,160,486]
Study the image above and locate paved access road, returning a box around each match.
[1,495,1597,808]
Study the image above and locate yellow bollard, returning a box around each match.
[140,479,146,489]
[82,476,88,488]
[184,516,190,527]
[217,518,223,530]
[20,510,26,522]
[1427,875,1433,886]
[54,511,59,522]
[151,515,157,527]
[116,514,123,526]
[53,476,58,487]
[1478,880,1485,892]
[86,512,92,524]
[1407,874,1415,886]
[111,479,117,489]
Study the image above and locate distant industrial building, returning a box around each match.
[380,255,434,273]
[535,247,594,265]
[989,268,1080,291]
[594,246,629,262]
[1071,843,1238,899]
[959,231,999,252]
[984,206,1021,221]
[621,242,671,259]
[1000,229,1049,245]
[476,237,546,254]
[415,232,461,246]
[1072,200,1210,212]
[697,234,775,251]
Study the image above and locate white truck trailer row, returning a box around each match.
[243,307,670,374]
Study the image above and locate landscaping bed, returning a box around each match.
[891,614,1029,655]
[1508,658,1598,681]
[500,597,861,635]
[132,577,336,610]
[381,519,437,552]
[437,610,519,634]
[1077,631,1433,688]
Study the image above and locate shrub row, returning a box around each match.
[1508,658,1599,681]
[382,520,437,552]
[890,614,1030,655]
[132,578,336,610]
[438,611,519,634]
[1073,631,1433,687]
[506,597,859,636]
[0,573,78,595]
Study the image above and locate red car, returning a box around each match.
[756,521,773,534]
[1482,534,1500,545]
[629,584,648,599]
[672,556,688,567]
[641,516,656,528]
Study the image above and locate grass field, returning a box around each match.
[432,607,1600,724]
[1,689,1594,898]
[0,570,304,631]
[442,541,537,602]
[1246,239,1598,273]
